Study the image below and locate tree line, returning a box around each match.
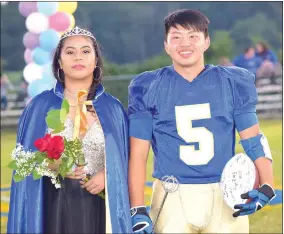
[1,2,282,73]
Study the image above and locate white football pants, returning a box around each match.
[149,179,249,233]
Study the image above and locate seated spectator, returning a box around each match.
[14,78,28,109]
[255,42,282,79]
[219,56,233,66]
[255,42,278,64]
[232,46,262,75]
[1,71,14,110]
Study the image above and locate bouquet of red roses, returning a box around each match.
[9,95,105,199]
[8,99,86,189]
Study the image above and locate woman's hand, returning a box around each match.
[80,169,105,195]
[48,159,61,172]
[65,166,86,180]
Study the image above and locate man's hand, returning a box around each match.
[131,206,153,233]
[233,184,276,217]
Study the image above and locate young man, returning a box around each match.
[128,9,275,233]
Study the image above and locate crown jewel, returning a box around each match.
[60,26,95,40]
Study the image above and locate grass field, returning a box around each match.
[1,119,282,233]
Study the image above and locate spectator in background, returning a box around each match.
[1,71,14,110]
[255,42,282,79]
[219,56,233,66]
[14,78,28,109]
[232,46,262,75]
[255,42,278,64]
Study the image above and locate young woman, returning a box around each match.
[8,26,132,234]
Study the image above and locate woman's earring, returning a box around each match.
[57,69,64,82]
[94,66,102,81]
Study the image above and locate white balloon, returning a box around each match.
[23,63,43,84]
[26,12,49,34]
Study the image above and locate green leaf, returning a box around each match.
[35,153,46,163]
[13,174,24,182]
[46,109,63,131]
[59,156,74,177]
[52,125,65,133]
[61,99,70,112]
[97,191,105,200]
[32,170,42,180]
[7,160,18,170]
[60,99,70,124]
[66,157,75,170]
[60,108,68,125]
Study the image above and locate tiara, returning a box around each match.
[60,26,96,40]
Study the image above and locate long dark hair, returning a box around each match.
[52,31,103,102]
[256,42,269,55]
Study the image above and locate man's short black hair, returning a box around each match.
[244,46,254,53]
[164,9,210,38]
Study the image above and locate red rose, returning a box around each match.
[35,134,64,160]
[34,134,52,152]
[51,136,65,153]
[43,134,52,144]
[46,136,65,160]
[47,149,62,160]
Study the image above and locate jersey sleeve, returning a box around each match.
[231,68,258,115]
[230,68,259,131]
[128,72,155,140]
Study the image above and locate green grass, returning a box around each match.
[1,131,16,186]
[1,119,282,233]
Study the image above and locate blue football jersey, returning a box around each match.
[128,64,258,184]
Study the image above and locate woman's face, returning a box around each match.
[256,43,264,53]
[59,35,96,81]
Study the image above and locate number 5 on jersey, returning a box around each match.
[175,103,214,166]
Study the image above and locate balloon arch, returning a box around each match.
[18,2,78,98]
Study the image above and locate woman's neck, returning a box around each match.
[63,88,88,105]
[64,76,93,92]
[63,77,93,104]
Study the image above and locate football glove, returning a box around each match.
[131,206,153,233]
[233,184,276,217]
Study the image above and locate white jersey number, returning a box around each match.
[175,104,214,166]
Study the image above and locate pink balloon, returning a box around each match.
[24,49,33,64]
[18,2,37,17]
[49,12,71,32]
[23,32,40,49]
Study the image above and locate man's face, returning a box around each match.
[246,48,255,58]
[164,24,210,68]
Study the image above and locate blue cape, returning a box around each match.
[7,82,132,233]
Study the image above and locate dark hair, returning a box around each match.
[164,9,210,38]
[52,29,103,103]
[256,42,269,54]
[244,46,254,53]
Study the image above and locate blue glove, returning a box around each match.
[233,184,276,217]
[131,206,153,233]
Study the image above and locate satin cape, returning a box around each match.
[7,82,132,233]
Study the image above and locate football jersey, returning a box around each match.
[128,65,258,184]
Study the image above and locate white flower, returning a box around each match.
[10,143,64,189]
